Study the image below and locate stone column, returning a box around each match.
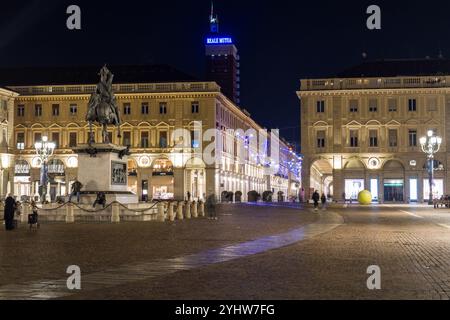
[8,170,14,198]
[177,202,184,220]
[205,167,217,197]
[168,202,175,222]
[185,201,191,219]
[157,202,165,222]
[21,203,30,223]
[173,168,185,201]
[111,202,120,223]
[302,158,311,201]
[199,201,205,217]
[192,201,198,218]
[1,169,7,198]
[418,173,425,203]
[405,174,411,203]
[333,169,344,202]
[379,173,384,204]
[66,203,75,223]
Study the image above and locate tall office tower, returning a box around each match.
[205,2,240,104]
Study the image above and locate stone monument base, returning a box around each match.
[68,191,139,206]
[72,144,139,205]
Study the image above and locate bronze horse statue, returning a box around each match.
[86,66,122,144]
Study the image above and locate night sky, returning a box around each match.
[1,0,450,149]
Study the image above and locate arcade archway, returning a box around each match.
[185,157,206,201]
[310,159,333,197]
[343,159,366,201]
[383,160,405,202]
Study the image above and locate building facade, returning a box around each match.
[0,87,18,197]
[298,59,450,203]
[0,65,300,202]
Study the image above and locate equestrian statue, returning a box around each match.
[86,65,122,144]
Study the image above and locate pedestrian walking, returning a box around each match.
[186,191,191,202]
[312,190,320,211]
[321,193,327,210]
[4,194,16,231]
[205,192,218,220]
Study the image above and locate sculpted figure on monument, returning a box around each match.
[86,65,122,144]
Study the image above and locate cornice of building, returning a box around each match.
[0,87,20,97]
[297,87,450,97]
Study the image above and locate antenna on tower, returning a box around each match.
[209,1,219,33]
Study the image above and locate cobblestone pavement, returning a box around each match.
[0,204,318,297]
[2,203,450,300]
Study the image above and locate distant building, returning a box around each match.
[0,64,300,202]
[298,58,450,203]
[205,2,240,104]
[0,87,18,197]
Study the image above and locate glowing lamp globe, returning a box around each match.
[358,190,372,205]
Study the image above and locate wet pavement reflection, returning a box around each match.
[0,211,343,300]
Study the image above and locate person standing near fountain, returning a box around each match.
[4,194,16,231]
[69,180,83,203]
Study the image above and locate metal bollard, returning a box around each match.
[199,201,205,217]
[177,202,184,220]
[66,203,75,223]
[168,202,175,222]
[157,202,165,222]
[111,202,120,223]
[192,201,198,218]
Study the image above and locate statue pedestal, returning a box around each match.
[72,144,138,205]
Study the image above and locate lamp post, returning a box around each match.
[420,130,442,205]
[35,136,56,203]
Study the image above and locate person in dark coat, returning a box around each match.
[312,191,320,211]
[205,192,217,220]
[93,192,106,209]
[69,180,83,203]
[4,194,16,231]
[321,193,327,210]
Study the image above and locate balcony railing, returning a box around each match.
[9,82,221,96]
[301,76,450,91]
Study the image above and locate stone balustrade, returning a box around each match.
[6,200,207,224]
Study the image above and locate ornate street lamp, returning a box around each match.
[35,136,56,203]
[420,130,442,205]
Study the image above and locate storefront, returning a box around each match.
[423,179,444,200]
[152,158,174,200]
[384,179,404,202]
[14,160,31,200]
[409,178,418,202]
[47,159,66,201]
[345,179,364,201]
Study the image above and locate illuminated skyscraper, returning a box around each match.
[205,2,240,104]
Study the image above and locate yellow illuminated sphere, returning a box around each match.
[358,190,372,205]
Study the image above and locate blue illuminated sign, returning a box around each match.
[206,37,233,45]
